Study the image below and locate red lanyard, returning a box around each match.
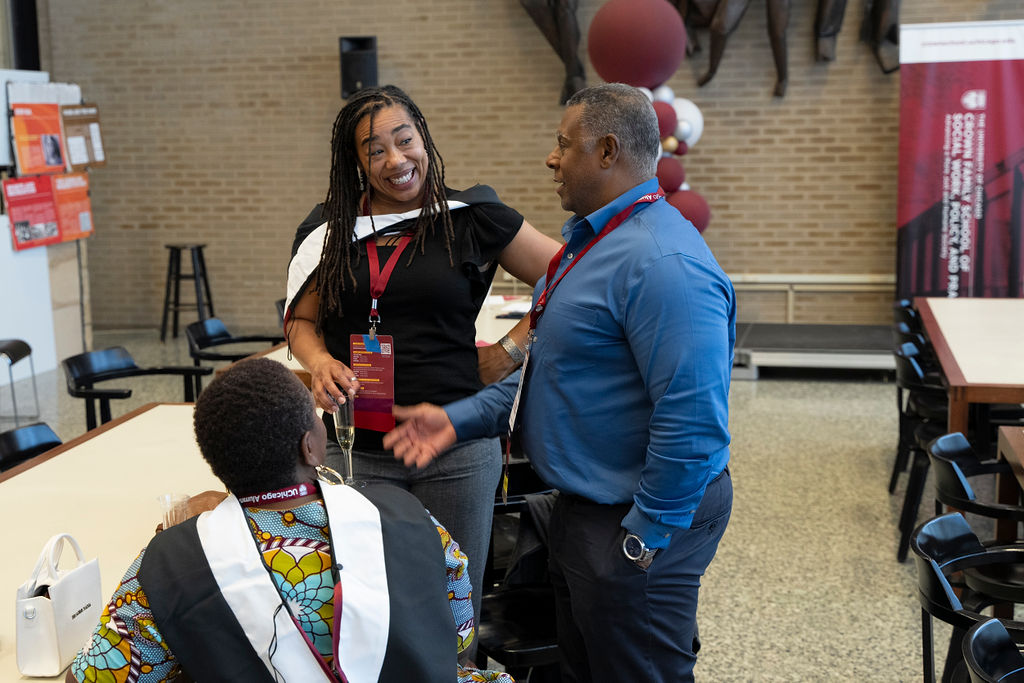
[365,235,412,325]
[529,190,664,330]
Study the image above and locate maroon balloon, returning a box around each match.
[656,157,685,193]
[667,189,711,233]
[652,101,678,138]
[587,0,687,88]
[672,140,689,156]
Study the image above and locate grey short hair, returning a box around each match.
[566,83,660,179]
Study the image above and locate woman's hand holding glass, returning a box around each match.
[308,355,360,413]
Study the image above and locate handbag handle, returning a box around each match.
[47,533,87,578]
[24,534,87,595]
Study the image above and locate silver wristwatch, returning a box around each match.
[498,334,526,365]
[622,532,657,570]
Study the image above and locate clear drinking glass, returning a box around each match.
[157,493,191,529]
[333,396,355,484]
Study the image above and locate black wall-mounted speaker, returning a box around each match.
[8,0,41,71]
[339,36,378,99]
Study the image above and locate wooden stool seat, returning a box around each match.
[160,244,214,341]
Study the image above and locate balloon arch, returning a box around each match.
[587,0,711,233]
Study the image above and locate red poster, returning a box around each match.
[10,103,66,176]
[2,176,60,251]
[52,172,93,241]
[897,21,1024,299]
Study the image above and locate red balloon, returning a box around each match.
[667,189,711,233]
[588,0,687,88]
[656,157,685,193]
[673,140,689,156]
[652,101,678,138]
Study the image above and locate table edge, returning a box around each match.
[915,296,967,388]
[0,403,187,483]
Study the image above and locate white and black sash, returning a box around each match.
[139,483,455,682]
[284,185,506,324]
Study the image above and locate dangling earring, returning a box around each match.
[316,464,345,486]
[358,170,366,191]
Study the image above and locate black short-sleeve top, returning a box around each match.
[290,185,523,450]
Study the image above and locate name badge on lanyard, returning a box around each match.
[352,235,411,432]
[354,236,413,432]
[350,333,395,431]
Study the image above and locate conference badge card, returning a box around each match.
[349,334,395,432]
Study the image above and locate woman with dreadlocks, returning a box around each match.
[284,85,559,649]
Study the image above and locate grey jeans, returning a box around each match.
[325,436,502,659]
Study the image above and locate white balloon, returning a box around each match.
[637,86,654,102]
[675,120,693,141]
[672,98,704,148]
[652,85,675,103]
[679,181,691,191]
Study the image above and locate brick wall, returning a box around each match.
[38,0,1024,330]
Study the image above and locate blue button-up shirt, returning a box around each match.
[447,178,736,548]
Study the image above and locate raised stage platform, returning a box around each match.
[732,323,894,379]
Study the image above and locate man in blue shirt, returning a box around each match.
[385,83,735,682]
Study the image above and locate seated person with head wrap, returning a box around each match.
[67,357,512,683]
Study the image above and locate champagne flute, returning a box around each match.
[333,394,355,484]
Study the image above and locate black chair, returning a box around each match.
[895,344,950,562]
[963,618,1024,683]
[891,342,948,494]
[478,584,559,681]
[185,318,283,391]
[0,422,61,471]
[62,346,212,431]
[894,299,923,333]
[911,513,1024,682]
[929,432,1017,521]
[477,452,560,680]
[928,439,1024,604]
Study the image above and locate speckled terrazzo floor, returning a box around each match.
[698,369,956,682]
[2,333,988,681]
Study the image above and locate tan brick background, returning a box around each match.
[36,0,1024,330]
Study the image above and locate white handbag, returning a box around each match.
[15,533,102,677]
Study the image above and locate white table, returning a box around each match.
[0,404,220,680]
[475,295,532,345]
[916,297,1024,434]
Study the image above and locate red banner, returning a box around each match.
[897,21,1024,299]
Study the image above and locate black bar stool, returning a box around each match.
[0,339,39,427]
[160,244,215,341]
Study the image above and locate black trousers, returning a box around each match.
[547,468,732,683]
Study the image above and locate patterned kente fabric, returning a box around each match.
[70,499,513,683]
